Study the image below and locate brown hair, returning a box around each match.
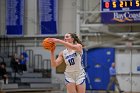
[69,33,84,47]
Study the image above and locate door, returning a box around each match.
[84,48,115,90]
[116,49,140,92]
[131,49,140,92]
[116,49,131,92]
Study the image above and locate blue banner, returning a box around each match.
[39,0,58,34]
[101,11,140,24]
[6,0,24,35]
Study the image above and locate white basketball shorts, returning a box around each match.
[64,69,86,85]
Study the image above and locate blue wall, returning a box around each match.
[83,48,115,90]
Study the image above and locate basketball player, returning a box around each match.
[48,33,86,93]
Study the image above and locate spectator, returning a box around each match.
[19,54,27,72]
[21,51,28,61]
[0,62,8,84]
[10,53,19,73]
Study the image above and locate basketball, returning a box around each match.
[42,38,56,51]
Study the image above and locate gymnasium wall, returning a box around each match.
[1,0,140,36]
[0,0,76,35]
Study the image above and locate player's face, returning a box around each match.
[112,63,115,68]
[64,34,73,43]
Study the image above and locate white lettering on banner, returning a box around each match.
[113,12,140,22]
[113,12,127,20]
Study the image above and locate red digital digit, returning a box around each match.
[105,2,110,8]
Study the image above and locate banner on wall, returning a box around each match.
[6,0,24,35]
[101,0,140,24]
[39,0,58,34]
[101,11,140,24]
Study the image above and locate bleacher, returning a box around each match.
[2,71,60,92]
[0,37,60,92]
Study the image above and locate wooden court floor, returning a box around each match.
[3,90,140,93]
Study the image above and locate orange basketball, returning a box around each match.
[42,38,56,51]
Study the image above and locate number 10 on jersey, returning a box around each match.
[68,58,75,66]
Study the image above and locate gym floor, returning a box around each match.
[3,90,140,93]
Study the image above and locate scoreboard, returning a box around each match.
[101,0,140,11]
[101,0,140,24]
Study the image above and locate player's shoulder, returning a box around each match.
[62,49,68,53]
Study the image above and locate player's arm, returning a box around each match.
[50,51,64,68]
[48,38,82,52]
[57,39,82,52]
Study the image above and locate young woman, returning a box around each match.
[48,33,86,93]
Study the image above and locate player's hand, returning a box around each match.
[47,38,58,43]
[50,47,55,54]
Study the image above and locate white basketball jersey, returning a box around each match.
[63,49,84,72]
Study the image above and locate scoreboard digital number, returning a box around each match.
[101,0,140,11]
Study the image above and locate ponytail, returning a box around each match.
[69,33,84,47]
